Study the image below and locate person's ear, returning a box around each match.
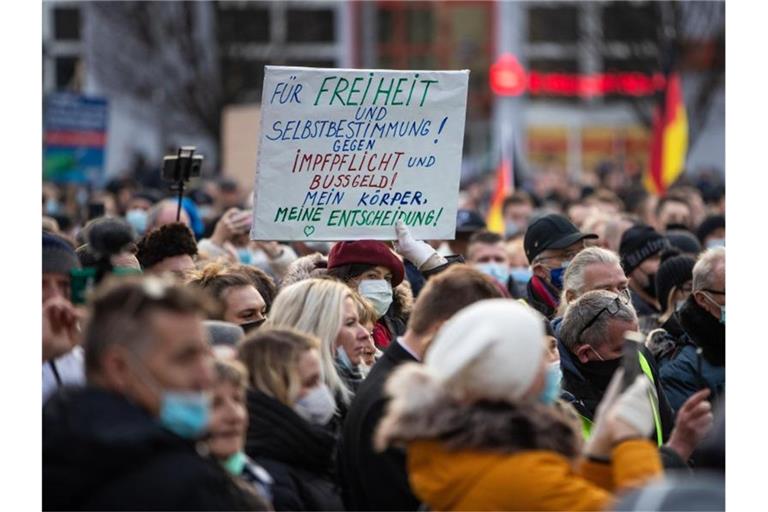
[532,262,548,280]
[573,343,592,364]
[565,289,577,304]
[98,347,134,394]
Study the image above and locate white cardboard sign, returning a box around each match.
[251,66,469,241]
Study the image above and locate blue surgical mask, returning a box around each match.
[336,345,355,371]
[358,279,393,319]
[538,362,562,405]
[549,260,571,290]
[476,262,510,285]
[237,247,253,265]
[128,351,211,439]
[703,292,725,324]
[510,266,533,284]
[222,451,247,476]
[125,208,148,236]
[706,238,725,249]
[45,198,60,215]
[159,391,211,439]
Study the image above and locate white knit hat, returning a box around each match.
[425,298,546,403]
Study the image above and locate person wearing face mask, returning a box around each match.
[238,329,344,511]
[619,224,670,327]
[696,214,726,250]
[339,266,503,511]
[524,213,599,319]
[327,238,411,350]
[187,263,269,332]
[265,279,370,422]
[43,277,267,511]
[466,230,521,298]
[559,290,713,467]
[666,248,725,412]
[375,299,665,511]
[207,359,274,504]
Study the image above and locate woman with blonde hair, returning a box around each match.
[265,278,371,413]
[238,328,343,511]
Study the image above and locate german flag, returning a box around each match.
[485,157,513,234]
[645,72,688,196]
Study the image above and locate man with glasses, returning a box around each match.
[668,247,726,410]
[523,213,598,319]
[558,290,710,466]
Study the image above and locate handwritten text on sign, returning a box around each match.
[251,66,469,241]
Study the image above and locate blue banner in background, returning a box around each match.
[43,93,109,184]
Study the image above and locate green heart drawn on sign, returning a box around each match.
[303,225,316,237]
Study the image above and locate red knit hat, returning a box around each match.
[327,240,405,286]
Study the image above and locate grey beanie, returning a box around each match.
[43,232,81,275]
[204,320,245,347]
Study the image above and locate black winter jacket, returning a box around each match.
[338,340,421,511]
[43,386,265,511]
[244,389,344,511]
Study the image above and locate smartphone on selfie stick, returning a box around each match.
[161,146,203,222]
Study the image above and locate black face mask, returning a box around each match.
[688,310,725,367]
[643,272,657,299]
[240,318,266,334]
[574,356,621,392]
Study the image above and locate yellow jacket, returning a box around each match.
[407,439,663,511]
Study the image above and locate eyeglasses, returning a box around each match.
[702,289,725,296]
[535,248,581,263]
[576,295,625,342]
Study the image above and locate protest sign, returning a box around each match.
[251,66,469,241]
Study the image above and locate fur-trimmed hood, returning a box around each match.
[375,363,583,459]
[280,252,413,320]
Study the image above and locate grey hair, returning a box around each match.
[560,289,637,351]
[146,200,181,231]
[692,247,725,292]
[561,247,622,303]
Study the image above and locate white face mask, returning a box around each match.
[294,384,336,426]
[358,279,393,319]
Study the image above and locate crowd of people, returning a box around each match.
[42,170,725,511]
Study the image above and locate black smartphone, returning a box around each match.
[621,331,645,391]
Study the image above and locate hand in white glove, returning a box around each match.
[607,375,657,444]
[394,220,445,270]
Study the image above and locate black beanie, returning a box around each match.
[655,254,695,311]
[43,232,81,275]
[619,224,669,275]
[696,214,726,244]
[666,229,702,255]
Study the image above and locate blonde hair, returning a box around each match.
[237,328,319,406]
[265,278,354,404]
[351,289,377,327]
[214,358,248,390]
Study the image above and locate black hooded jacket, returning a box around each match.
[244,389,343,511]
[43,386,265,511]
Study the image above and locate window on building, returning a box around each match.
[217,5,270,43]
[53,7,80,41]
[286,9,335,43]
[528,5,579,43]
[221,58,269,101]
[601,2,658,43]
[55,56,78,89]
